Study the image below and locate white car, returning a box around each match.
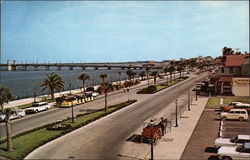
[25,102,51,113]
[218,143,250,160]
[85,91,99,97]
[220,109,249,121]
[215,135,250,148]
[0,107,26,122]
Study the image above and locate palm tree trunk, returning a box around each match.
[51,92,54,99]
[166,74,168,84]
[105,93,108,112]
[1,104,3,112]
[83,81,85,92]
[154,77,156,85]
[147,73,149,87]
[5,119,13,151]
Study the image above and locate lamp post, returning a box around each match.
[33,91,36,103]
[150,119,154,160]
[175,99,178,127]
[188,90,191,111]
[33,88,37,103]
[69,83,72,94]
[195,90,198,101]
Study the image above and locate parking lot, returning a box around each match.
[222,119,250,138]
[180,109,250,160]
[180,109,220,160]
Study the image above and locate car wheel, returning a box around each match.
[36,110,38,113]
[239,117,244,121]
[18,115,21,119]
[45,107,48,111]
[221,117,227,121]
[222,156,232,160]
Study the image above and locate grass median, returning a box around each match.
[0,99,137,159]
[137,76,189,94]
[205,97,250,109]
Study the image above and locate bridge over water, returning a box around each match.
[0,60,162,71]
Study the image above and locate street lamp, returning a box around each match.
[175,99,178,127]
[33,91,36,103]
[195,89,198,101]
[188,90,191,111]
[150,119,154,160]
[69,83,72,94]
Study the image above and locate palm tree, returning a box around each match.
[99,82,114,112]
[0,85,12,111]
[78,74,90,92]
[163,66,169,83]
[3,108,14,151]
[146,68,150,87]
[118,72,122,84]
[150,71,159,85]
[139,71,146,80]
[131,71,137,81]
[177,62,185,78]
[126,70,133,81]
[40,72,64,99]
[168,66,176,82]
[100,74,107,83]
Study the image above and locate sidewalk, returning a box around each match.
[145,97,208,160]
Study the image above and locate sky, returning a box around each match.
[1,1,249,63]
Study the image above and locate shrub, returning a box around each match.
[47,124,72,131]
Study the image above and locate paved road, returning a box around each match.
[26,73,208,159]
[0,73,181,139]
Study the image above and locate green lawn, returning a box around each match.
[0,100,137,159]
[205,97,220,109]
[223,97,250,104]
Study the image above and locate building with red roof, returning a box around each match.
[213,54,250,96]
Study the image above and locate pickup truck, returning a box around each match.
[25,102,51,114]
[217,143,250,160]
[0,107,26,122]
[215,135,250,148]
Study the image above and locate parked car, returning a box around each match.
[220,109,248,121]
[221,103,250,112]
[220,102,243,111]
[85,91,98,97]
[217,142,250,160]
[235,103,250,112]
[0,107,26,122]
[25,102,51,113]
[215,135,250,148]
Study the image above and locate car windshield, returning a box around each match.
[236,145,244,152]
[230,136,237,142]
[32,104,40,107]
